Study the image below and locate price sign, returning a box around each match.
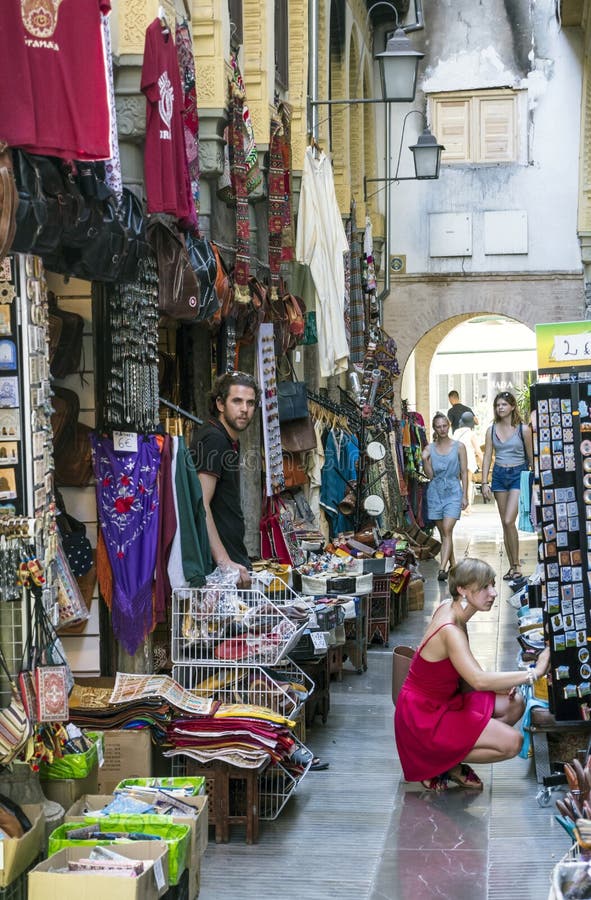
[536,321,591,374]
[311,631,327,651]
[113,431,138,453]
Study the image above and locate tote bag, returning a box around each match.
[391,645,414,705]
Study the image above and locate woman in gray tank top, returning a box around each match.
[481,392,533,582]
[422,412,468,581]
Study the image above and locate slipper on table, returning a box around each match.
[310,757,329,771]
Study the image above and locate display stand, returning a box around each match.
[343,595,368,673]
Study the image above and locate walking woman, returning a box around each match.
[422,412,468,581]
[394,558,550,792]
[481,391,533,582]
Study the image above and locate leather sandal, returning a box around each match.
[503,567,516,581]
[447,764,483,790]
[421,773,450,792]
[437,569,448,581]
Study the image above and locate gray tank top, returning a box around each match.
[492,424,526,466]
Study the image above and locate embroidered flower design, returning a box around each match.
[114,496,134,514]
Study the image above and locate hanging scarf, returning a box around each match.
[349,204,365,363]
[268,104,293,292]
[101,13,122,200]
[91,434,161,656]
[176,20,200,232]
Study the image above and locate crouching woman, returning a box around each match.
[394,558,550,792]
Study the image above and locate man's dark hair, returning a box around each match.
[208,371,261,416]
[448,390,459,401]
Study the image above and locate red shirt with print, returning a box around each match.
[141,19,193,220]
[0,0,112,160]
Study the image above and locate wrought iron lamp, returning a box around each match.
[364,109,445,199]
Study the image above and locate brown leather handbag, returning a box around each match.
[146,216,201,321]
[280,416,317,453]
[0,145,18,263]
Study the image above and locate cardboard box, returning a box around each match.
[96,730,153,794]
[28,842,169,900]
[65,794,207,896]
[0,804,45,887]
[41,768,99,810]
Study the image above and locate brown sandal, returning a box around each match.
[421,774,450,792]
[447,764,483,790]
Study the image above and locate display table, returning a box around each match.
[526,707,591,782]
[298,654,330,727]
[343,595,368,673]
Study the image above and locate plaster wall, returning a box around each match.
[385,0,583,275]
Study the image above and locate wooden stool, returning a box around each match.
[186,758,268,843]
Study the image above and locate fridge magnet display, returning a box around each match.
[542,506,554,522]
[0,442,18,464]
[561,399,572,413]
[556,666,570,680]
[0,284,15,305]
[578,683,591,698]
[582,440,591,456]
[564,428,574,442]
[565,683,578,699]
[539,399,549,413]
[32,433,43,459]
[0,468,16,499]
[554,453,565,469]
[0,258,11,281]
[0,410,20,440]
[566,632,577,648]
[548,581,560,597]
[557,532,569,547]
[540,428,551,442]
[541,470,554,485]
[563,414,573,427]
[548,562,560,578]
[543,489,555,504]
[555,634,566,652]
[552,614,564,630]
[0,503,16,517]
[559,550,571,565]
[579,648,590,663]
[0,341,16,371]
[576,584,586,598]
[563,584,575,601]
[549,598,560,615]
[576,615,587,630]
[564,613,574,628]
[581,665,591,680]
[546,541,557,557]
[540,455,552,470]
[539,413,550,427]
[566,459,576,472]
[0,307,11,337]
[552,426,562,440]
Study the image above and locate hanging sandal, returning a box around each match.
[447,764,483,790]
[421,773,450,792]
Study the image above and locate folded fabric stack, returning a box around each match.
[68,684,171,740]
[163,703,297,769]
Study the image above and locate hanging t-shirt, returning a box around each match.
[0,0,112,160]
[141,19,193,220]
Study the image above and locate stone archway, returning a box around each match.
[383,272,584,405]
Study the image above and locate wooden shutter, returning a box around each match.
[478,96,515,162]
[275,0,288,90]
[434,99,470,163]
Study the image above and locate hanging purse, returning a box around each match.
[278,356,308,423]
[282,451,308,488]
[147,216,201,320]
[259,499,275,560]
[280,416,317,453]
[0,645,32,766]
[48,292,84,379]
[117,187,150,284]
[186,234,220,320]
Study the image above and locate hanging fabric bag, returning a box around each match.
[278,357,308,423]
[0,645,32,766]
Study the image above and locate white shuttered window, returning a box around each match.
[431,90,519,164]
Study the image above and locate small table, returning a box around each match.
[186,757,269,844]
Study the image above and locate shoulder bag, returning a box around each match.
[147,216,201,321]
[278,356,308,423]
[0,645,32,766]
[392,645,414,705]
[0,145,17,263]
[186,234,220,320]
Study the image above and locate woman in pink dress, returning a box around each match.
[394,558,550,791]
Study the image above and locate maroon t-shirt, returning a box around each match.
[141,19,193,220]
[0,0,112,160]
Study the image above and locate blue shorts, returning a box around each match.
[426,484,462,521]
[491,463,527,492]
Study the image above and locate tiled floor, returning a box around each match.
[197,506,570,899]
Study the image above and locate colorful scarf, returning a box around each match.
[268,104,294,292]
[91,434,161,656]
[176,20,200,232]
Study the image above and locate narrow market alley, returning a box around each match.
[199,506,567,900]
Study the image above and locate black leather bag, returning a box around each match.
[10,150,48,253]
[48,293,84,379]
[278,380,308,422]
[64,194,128,283]
[186,234,220,320]
[117,187,150,283]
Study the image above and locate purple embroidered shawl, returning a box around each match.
[91,435,161,655]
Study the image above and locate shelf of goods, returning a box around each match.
[170,582,314,829]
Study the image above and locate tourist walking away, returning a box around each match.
[447,390,478,433]
[394,558,550,792]
[454,411,483,514]
[191,372,260,588]
[481,391,533,583]
[422,412,468,581]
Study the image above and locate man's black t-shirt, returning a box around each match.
[191,418,249,568]
[447,402,474,433]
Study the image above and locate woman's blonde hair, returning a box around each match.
[432,411,449,442]
[493,391,522,427]
[448,558,496,598]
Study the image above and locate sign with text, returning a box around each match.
[536,321,591,374]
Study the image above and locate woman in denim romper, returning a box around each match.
[481,392,533,582]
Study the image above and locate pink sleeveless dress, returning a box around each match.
[394,623,495,782]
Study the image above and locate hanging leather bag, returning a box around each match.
[48,293,84,379]
[186,234,220,320]
[280,416,317,453]
[0,145,18,263]
[278,357,308,423]
[147,216,201,321]
[10,150,48,253]
[117,187,150,284]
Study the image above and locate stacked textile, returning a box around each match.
[163,703,297,769]
[68,685,171,740]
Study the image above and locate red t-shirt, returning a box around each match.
[0,0,112,160]
[141,19,193,220]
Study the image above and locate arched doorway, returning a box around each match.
[400,314,536,434]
